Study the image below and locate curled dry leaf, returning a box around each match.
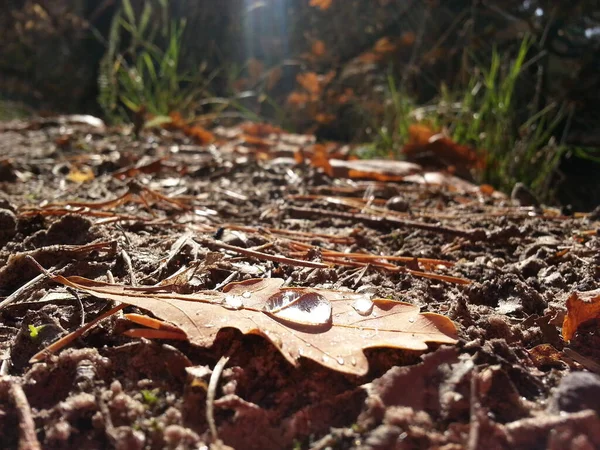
[47,275,458,376]
[562,289,600,341]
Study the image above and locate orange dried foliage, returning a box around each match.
[287,91,311,107]
[357,52,382,63]
[45,275,458,375]
[528,344,575,369]
[374,37,396,54]
[309,0,333,10]
[310,144,334,176]
[266,67,283,90]
[403,124,485,170]
[297,72,321,95]
[296,71,335,96]
[240,134,271,148]
[562,289,600,341]
[167,112,215,145]
[240,122,285,137]
[337,88,354,104]
[399,31,416,46]
[66,166,94,183]
[315,113,335,124]
[311,40,327,57]
[247,58,264,83]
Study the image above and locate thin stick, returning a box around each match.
[10,383,41,450]
[198,239,329,269]
[288,206,487,241]
[29,304,126,363]
[0,266,58,311]
[206,355,230,442]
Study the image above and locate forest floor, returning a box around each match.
[0,116,599,450]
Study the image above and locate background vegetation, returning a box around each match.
[1,0,600,208]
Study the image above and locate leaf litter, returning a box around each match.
[0,117,599,449]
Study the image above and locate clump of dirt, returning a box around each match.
[0,117,598,449]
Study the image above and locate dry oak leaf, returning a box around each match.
[51,275,458,376]
[562,289,600,341]
[309,0,333,10]
[311,40,327,57]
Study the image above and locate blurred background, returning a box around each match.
[1,0,599,209]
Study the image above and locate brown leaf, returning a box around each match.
[49,275,458,376]
[311,40,327,57]
[309,0,332,10]
[66,166,94,183]
[373,37,396,54]
[562,289,600,341]
[403,124,485,171]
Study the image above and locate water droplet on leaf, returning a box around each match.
[350,357,357,366]
[264,290,332,326]
[352,295,374,316]
[336,356,345,365]
[242,291,252,299]
[322,355,329,363]
[223,294,244,310]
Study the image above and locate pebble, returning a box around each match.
[386,196,410,212]
[548,371,600,415]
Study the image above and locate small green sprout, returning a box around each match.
[141,389,159,405]
[28,324,45,339]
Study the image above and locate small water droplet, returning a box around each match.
[204,323,214,328]
[322,355,329,363]
[242,291,252,299]
[408,317,415,323]
[298,348,305,356]
[336,356,345,365]
[352,295,374,316]
[305,342,312,347]
[350,357,357,366]
[223,294,244,310]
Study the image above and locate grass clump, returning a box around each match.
[378,36,570,202]
[98,0,214,122]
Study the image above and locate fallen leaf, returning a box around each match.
[315,113,335,124]
[287,91,311,107]
[403,124,485,171]
[247,58,264,83]
[399,31,416,47]
[48,275,458,375]
[240,122,285,137]
[311,40,327,57]
[266,66,283,90]
[166,112,215,144]
[66,166,95,183]
[296,72,321,95]
[309,0,332,10]
[562,289,600,341]
[374,37,396,54]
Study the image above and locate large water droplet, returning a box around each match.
[352,295,374,316]
[264,290,332,326]
[336,356,345,365]
[298,348,305,356]
[350,357,357,366]
[322,355,330,363]
[242,291,252,299]
[223,294,244,310]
